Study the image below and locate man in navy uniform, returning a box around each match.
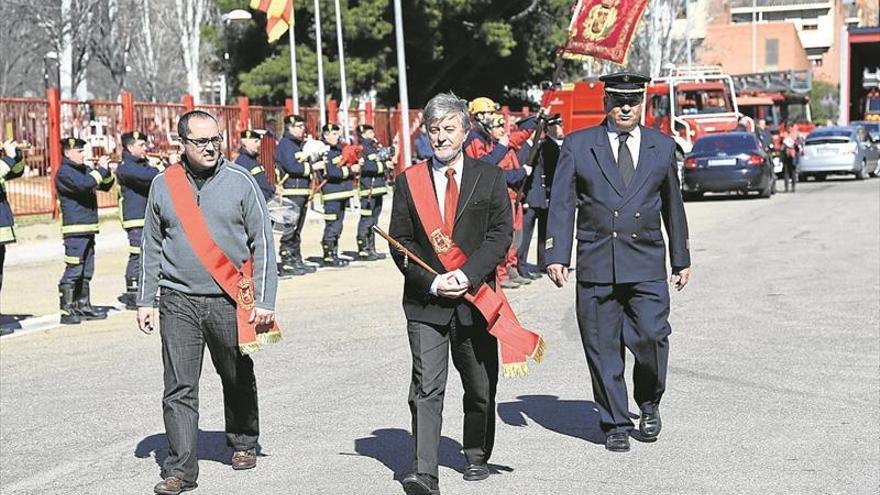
[355,124,392,261]
[115,131,163,309]
[319,123,360,267]
[55,137,116,324]
[517,115,563,276]
[545,72,691,453]
[274,115,319,275]
[236,130,274,202]
[1,139,26,325]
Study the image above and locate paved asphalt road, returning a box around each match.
[1,178,878,495]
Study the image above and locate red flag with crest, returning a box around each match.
[559,0,649,65]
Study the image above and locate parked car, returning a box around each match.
[799,126,880,181]
[681,132,775,200]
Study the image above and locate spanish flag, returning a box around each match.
[250,0,294,43]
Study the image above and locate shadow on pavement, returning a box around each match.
[497,395,605,445]
[135,430,250,470]
[0,314,34,330]
[351,428,513,481]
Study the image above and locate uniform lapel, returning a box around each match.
[453,156,481,226]
[589,127,626,196]
[619,126,656,207]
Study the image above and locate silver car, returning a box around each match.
[799,126,880,181]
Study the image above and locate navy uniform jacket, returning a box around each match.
[321,141,355,202]
[358,138,389,198]
[1,152,26,244]
[55,157,115,237]
[275,132,312,197]
[523,138,560,209]
[115,150,161,229]
[545,124,690,283]
[235,149,274,202]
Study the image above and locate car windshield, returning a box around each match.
[692,134,757,154]
[676,89,733,115]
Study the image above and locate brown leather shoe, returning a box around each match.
[153,476,197,495]
[232,449,257,470]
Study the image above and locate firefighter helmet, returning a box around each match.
[468,97,499,115]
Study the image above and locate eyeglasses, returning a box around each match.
[183,135,224,149]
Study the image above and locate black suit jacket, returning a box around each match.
[389,156,513,327]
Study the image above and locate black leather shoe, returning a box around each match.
[402,473,439,495]
[605,432,630,452]
[463,463,489,481]
[639,406,661,441]
[153,476,197,495]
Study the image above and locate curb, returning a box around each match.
[0,304,127,340]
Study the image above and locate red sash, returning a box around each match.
[404,162,545,377]
[164,163,281,354]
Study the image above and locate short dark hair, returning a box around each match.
[322,123,341,134]
[177,110,218,140]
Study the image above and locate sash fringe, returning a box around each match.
[530,337,547,364]
[240,330,283,355]
[502,362,530,378]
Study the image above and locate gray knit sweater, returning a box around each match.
[137,158,277,310]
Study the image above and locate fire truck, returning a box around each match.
[734,69,814,136]
[841,26,880,123]
[541,65,744,164]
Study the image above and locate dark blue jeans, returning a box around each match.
[158,289,259,482]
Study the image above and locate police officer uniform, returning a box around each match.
[56,137,115,324]
[545,73,691,451]
[114,131,162,309]
[355,125,389,261]
[319,124,355,267]
[1,145,26,317]
[274,115,316,274]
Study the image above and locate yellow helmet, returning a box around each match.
[469,97,499,115]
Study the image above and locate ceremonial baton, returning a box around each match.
[372,225,439,276]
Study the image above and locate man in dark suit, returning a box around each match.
[545,72,691,453]
[388,92,512,495]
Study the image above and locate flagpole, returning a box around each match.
[313,0,326,126]
[288,1,299,113]
[392,0,411,166]
[333,0,349,140]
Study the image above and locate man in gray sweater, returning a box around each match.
[136,110,278,495]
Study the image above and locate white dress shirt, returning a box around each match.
[606,124,641,169]
[428,153,466,295]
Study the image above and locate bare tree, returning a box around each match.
[174,0,212,102]
[91,0,138,94]
[128,0,189,101]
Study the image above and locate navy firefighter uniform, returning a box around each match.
[274,116,314,273]
[319,124,356,267]
[1,145,26,308]
[114,131,162,309]
[56,137,116,324]
[545,72,691,451]
[355,126,390,261]
[236,130,274,202]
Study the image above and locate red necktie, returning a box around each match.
[444,167,458,233]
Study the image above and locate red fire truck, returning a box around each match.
[734,69,814,136]
[541,65,744,164]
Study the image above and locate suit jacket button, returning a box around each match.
[634,212,641,218]
[631,233,638,239]
[613,210,619,217]
[612,231,618,238]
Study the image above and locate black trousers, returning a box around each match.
[280,195,309,258]
[125,227,143,280]
[357,194,384,239]
[576,280,670,435]
[321,199,347,244]
[517,207,547,269]
[158,289,259,483]
[59,235,95,285]
[407,316,498,477]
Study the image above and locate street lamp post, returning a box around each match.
[220,9,253,106]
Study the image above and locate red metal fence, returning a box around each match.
[1,89,529,217]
